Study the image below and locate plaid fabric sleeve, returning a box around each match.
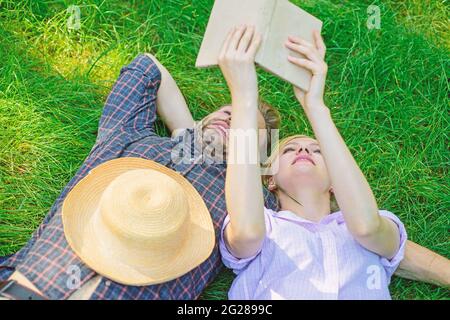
[96,54,162,143]
[263,187,278,211]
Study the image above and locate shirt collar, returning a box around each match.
[273,209,345,226]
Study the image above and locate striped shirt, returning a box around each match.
[220,207,407,299]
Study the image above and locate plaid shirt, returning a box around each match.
[0,54,277,299]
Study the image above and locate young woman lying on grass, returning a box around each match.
[218,25,407,299]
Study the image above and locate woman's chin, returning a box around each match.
[289,168,321,183]
[291,163,316,174]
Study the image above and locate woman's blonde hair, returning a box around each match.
[262,134,340,213]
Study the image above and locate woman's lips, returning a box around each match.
[292,155,315,165]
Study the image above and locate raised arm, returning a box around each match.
[219,25,265,259]
[97,54,194,143]
[144,54,195,134]
[285,31,400,259]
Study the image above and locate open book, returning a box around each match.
[195,0,323,91]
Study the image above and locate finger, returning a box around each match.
[237,25,255,53]
[219,27,236,59]
[285,42,321,63]
[287,35,314,49]
[313,30,326,58]
[229,24,246,52]
[246,31,262,57]
[287,56,319,74]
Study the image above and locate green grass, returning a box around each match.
[0,0,448,300]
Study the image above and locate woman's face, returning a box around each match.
[270,137,331,193]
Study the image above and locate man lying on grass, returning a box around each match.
[0,27,449,300]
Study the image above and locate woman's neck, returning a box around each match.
[278,187,331,222]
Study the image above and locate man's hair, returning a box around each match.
[258,99,281,154]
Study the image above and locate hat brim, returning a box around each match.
[62,157,215,286]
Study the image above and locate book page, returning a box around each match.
[195,0,277,67]
[256,1,323,91]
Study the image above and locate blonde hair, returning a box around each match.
[262,134,340,213]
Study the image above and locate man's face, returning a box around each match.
[196,105,268,161]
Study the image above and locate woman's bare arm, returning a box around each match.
[219,25,266,259]
[285,31,400,259]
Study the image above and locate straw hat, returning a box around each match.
[62,157,215,286]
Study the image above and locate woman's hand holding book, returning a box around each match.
[285,30,328,115]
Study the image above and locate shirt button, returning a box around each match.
[105,280,111,287]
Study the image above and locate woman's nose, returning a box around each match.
[296,147,310,154]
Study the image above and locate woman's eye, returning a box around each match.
[283,147,294,154]
[314,149,321,154]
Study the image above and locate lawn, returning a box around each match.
[0,0,448,300]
